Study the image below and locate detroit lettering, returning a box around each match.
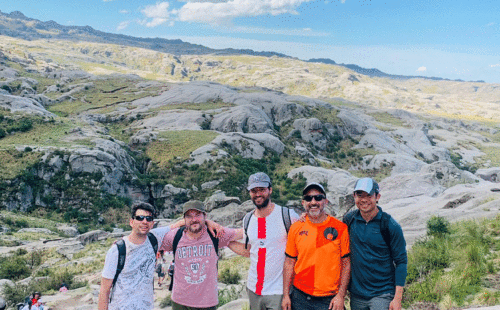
[176,244,214,259]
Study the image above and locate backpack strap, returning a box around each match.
[110,239,126,302]
[342,209,358,231]
[207,229,220,257]
[243,210,254,249]
[148,233,158,256]
[379,211,393,259]
[169,227,186,291]
[281,206,292,234]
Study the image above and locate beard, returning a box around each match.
[187,222,203,233]
[252,197,270,209]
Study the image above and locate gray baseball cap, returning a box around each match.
[247,172,271,190]
[303,182,326,195]
[183,200,206,215]
[353,177,380,195]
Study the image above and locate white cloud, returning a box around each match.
[416,66,427,72]
[141,2,173,27]
[177,0,314,24]
[490,64,500,68]
[225,26,328,37]
[117,21,130,31]
[120,9,129,14]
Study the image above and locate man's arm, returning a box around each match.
[389,286,404,310]
[97,277,113,310]
[282,256,297,310]
[329,255,350,310]
[169,218,185,229]
[228,241,250,257]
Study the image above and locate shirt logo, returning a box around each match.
[299,230,308,236]
[324,227,338,241]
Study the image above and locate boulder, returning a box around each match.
[359,154,427,175]
[217,298,249,310]
[290,118,327,150]
[17,228,55,234]
[57,225,79,237]
[210,105,273,133]
[0,94,55,116]
[476,167,500,182]
[208,200,255,227]
[337,109,375,136]
[204,191,241,212]
[56,241,85,259]
[0,279,15,294]
[76,230,108,245]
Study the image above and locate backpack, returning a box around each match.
[342,209,393,258]
[243,206,292,249]
[168,227,219,291]
[110,232,158,302]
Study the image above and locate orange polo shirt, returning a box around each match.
[285,215,350,297]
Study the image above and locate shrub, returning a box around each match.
[159,294,173,308]
[427,216,450,238]
[218,286,240,307]
[0,256,31,280]
[219,266,241,284]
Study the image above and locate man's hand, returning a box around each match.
[328,294,344,310]
[298,212,307,222]
[389,297,402,310]
[206,219,223,237]
[282,293,292,310]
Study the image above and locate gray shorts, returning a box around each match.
[247,287,283,310]
[350,293,394,310]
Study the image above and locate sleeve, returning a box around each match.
[390,219,408,287]
[289,208,301,223]
[218,227,238,247]
[340,224,350,258]
[101,244,119,280]
[151,225,172,246]
[285,223,299,258]
[159,228,177,253]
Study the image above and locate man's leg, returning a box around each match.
[350,294,370,310]
[247,287,265,310]
[367,293,393,310]
[261,293,283,310]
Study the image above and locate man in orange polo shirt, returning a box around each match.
[282,183,350,310]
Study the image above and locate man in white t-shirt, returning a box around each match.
[98,202,184,310]
[229,172,300,310]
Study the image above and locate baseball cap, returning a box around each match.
[183,200,206,215]
[353,178,379,195]
[302,182,326,196]
[247,172,271,190]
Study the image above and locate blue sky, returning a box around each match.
[1,0,499,83]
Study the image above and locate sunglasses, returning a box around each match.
[303,195,326,202]
[134,215,154,222]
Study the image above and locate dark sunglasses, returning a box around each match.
[134,215,154,222]
[303,195,325,202]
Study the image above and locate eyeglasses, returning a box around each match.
[134,215,154,222]
[303,195,325,202]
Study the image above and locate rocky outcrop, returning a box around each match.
[0,93,55,116]
[210,105,273,133]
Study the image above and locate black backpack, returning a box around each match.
[168,227,219,291]
[110,233,158,302]
[243,206,292,249]
[342,209,393,257]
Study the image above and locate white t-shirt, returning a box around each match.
[102,226,171,310]
[245,205,299,295]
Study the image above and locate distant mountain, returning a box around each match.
[307,58,485,83]
[0,10,290,58]
[0,10,484,83]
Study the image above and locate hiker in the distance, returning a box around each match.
[343,178,407,310]
[160,200,243,310]
[97,202,221,310]
[156,250,167,287]
[228,172,300,310]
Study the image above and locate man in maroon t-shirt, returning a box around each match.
[161,200,243,310]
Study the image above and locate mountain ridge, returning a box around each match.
[0,9,483,83]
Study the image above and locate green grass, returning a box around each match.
[0,149,43,179]
[152,100,235,112]
[404,215,500,308]
[368,112,409,128]
[47,78,161,116]
[0,121,93,148]
[146,130,219,168]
